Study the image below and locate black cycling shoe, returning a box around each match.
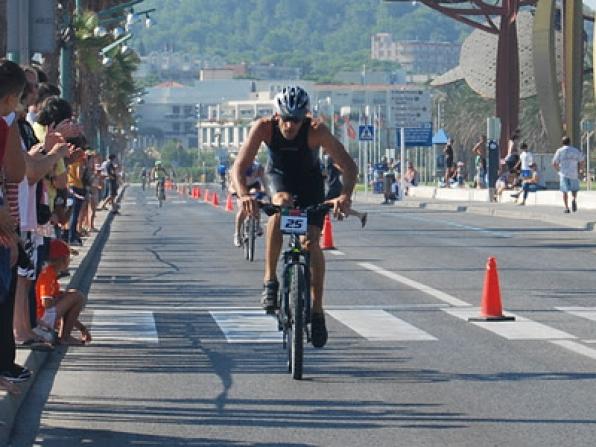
[311,312,328,348]
[261,280,279,312]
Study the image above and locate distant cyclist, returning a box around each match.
[230,161,265,247]
[231,85,357,348]
[140,166,147,190]
[152,160,167,198]
[217,163,227,191]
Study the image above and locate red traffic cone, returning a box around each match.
[320,213,336,250]
[204,190,210,202]
[469,257,515,321]
[225,194,234,212]
[212,192,219,207]
[196,186,201,199]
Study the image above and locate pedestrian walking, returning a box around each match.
[552,136,585,213]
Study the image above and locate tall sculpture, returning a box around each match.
[389,1,590,154]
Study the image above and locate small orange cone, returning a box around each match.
[320,213,336,250]
[196,186,201,199]
[212,192,219,207]
[469,257,515,321]
[204,190,210,202]
[225,194,234,212]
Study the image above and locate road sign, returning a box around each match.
[387,89,432,128]
[396,123,433,147]
[7,0,56,54]
[359,125,374,141]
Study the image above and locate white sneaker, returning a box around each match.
[233,233,242,247]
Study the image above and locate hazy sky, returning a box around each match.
[585,0,596,10]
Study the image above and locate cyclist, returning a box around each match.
[231,85,357,348]
[152,160,167,198]
[217,163,227,191]
[140,166,147,190]
[230,161,265,247]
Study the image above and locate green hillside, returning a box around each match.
[134,0,469,80]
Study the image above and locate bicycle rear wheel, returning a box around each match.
[243,218,252,260]
[288,264,304,380]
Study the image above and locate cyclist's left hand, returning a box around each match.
[326,194,351,220]
[239,195,258,217]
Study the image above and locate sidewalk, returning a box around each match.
[353,187,596,232]
[0,187,126,446]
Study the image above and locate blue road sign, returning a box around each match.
[359,125,374,141]
[396,123,433,147]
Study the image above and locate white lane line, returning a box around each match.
[122,201,137,205]
[556,307,596,322]
[328,250,345,256]
[210,310,281,343]
[549,340,596,361]
[444,308,576,340]
[327,309,436,341]
[88,303,449,312]
[90,310,158,344]
[171,200,187,204]
[359,262,471,307]
[582,340,596,344]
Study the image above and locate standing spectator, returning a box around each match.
[552,136,585,213]
[99,154,119,214]
[455,161,466,188]
[443,139,454,186]
[403,161,418,195]
[472,135,487,188]
[66,137,87,245]
[505,131,520,172]
[516,142,533,179]
[80,151,99,232]
[511,162,546,205]
[0,59,29,390]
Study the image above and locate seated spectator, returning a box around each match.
[455,161,466,188]
[511,162,546,205]
[495,168,514,201]
[35,239,92,346]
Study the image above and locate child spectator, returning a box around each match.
[35,239,91,346]
[455,161,466,188]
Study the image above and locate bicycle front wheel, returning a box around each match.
[248,218,256,262]
[243,218,252,261]
[288,263,304,380]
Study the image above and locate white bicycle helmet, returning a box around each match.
[274,85,309,119]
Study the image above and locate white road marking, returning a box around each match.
[556,307,596,322]
[210,310,281,343]
[359,262,471,307]
[582,340,596,344]
[327,309,436,341]
[549,340,596,361]
[444,307,576,340]
[88,303,449,312]
[90,310,158,344]
[328,250,345,256]
[122,201,137,205]
[171,200,187,204]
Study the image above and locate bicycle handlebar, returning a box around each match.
[259,202,332,217]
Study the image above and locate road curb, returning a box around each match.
[0,186,126,446]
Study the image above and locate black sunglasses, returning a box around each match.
[280,115,303,124]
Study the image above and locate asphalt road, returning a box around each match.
[9,186,596,447]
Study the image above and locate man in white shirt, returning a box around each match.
[552,136,585,213]
[517,142,533,179]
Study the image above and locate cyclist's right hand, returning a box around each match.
[239,195,258,217]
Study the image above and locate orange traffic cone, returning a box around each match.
[469,257,515,321]
[212,192,219,207]
[320,213,336,250]
[204,190,210,202]
[225,194,234,212]
[196,186,201,199]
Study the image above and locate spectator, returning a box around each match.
[98,154,119,213]
[0,59,31,386]
[455,161,466,188]
[505,131,520,172]
[552,136,585,213]
[495,167,513,202]
[403,161,418,195]
[516,142,533,180]
[511,162,546,205]
[80,151,100,233]
[65,136,87,245]
[472,135,487,188]
[443,139,454,186]
[35,239,91,345]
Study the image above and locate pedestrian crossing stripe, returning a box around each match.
[210,310,281,343]
[555,307,596,322]
[90,310,158,344]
